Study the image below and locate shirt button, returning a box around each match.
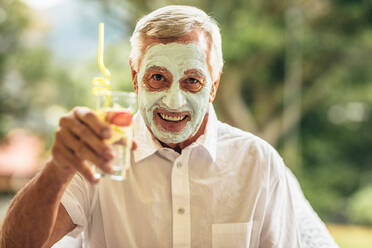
[176,162,182,168]
[177,208,185,215]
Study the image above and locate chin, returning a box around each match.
[152,123,193,144]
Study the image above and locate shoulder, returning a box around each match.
[63,173,98,211]
[216,120,277,157]
[216,121,286,179]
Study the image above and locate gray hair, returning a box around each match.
[129,5,223,82]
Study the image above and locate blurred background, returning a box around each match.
[0,0,372,247]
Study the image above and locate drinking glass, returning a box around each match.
[94,91,137,181]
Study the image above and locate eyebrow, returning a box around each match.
[183,69,205,78]
[147,65,167,72]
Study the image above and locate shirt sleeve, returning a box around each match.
[260,149,302,248]
[60,173,97,237]
[286,168,339,248]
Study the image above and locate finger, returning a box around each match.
[59,117,114,160]
[75,160,100,184]
[57,128,113,174]
[73,107,112,139]
[52,142,98,184]
[132,140,137,151]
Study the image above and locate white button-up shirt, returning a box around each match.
[61,104,335,248]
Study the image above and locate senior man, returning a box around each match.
[1,5,338,248]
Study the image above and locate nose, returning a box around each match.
[162,88,187,110]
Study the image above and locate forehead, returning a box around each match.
[138,30,212,72]
[142,42,208,69]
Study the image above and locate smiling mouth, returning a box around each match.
[158,112,188,122]
[154,109,191,133]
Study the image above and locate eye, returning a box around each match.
[186,77,200,84]
[143,67,172,91]
[152,74,164,81]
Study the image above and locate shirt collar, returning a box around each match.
[133,103,218,163]
[192,103,217,162]
[132,112,162,163]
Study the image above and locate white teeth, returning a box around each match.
[160,113,186,121]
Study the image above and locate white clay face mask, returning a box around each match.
[137,42,212,144]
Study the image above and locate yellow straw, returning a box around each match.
[92,23,111,106]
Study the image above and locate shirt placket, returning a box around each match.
[171,149,191,248]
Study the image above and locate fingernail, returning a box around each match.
[104,149,113,160]
[102,128,111,139]
[92,174,100,184]
[105,163,113,173]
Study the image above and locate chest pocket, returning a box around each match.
[212,222,253,248]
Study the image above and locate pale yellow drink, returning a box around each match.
[94,91,136,181]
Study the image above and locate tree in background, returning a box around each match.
[0,0,93,147]
[0,0,29,138]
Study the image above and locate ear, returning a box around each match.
[129,59,138,94]
[209,71,222,102]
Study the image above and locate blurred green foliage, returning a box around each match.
[0,0,101,147]
[1,0,372,226]
[0,0,29,138]
[349,185,372,225]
